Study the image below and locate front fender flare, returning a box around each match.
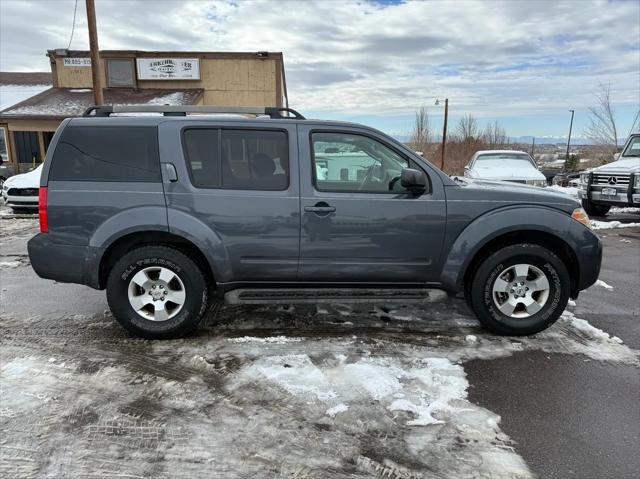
[440,206,575,293]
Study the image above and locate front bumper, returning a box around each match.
[569,220,603,295]
[5,195,38,208]
[27,233,101,289]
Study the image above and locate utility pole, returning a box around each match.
[531,137,535,156]
[564,109,575,170]
[86,0,104,105]
[440,98,448,171]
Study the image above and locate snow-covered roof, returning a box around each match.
[0,87,203,119]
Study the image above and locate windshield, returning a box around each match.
[621,136,640,157]
[474,153,535,166]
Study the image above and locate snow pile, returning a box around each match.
[591,220,640,230]
[325,403,348,417]
[548,185,579,198]
[594,279,614,290]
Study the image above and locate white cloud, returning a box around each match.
[0,0,638,131]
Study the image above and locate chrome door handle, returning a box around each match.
[304,206,336,213]
[304,202,336,214]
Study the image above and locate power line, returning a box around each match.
[67,0,79,50]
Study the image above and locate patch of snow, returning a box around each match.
[568,299,576,307]
[591,220,640,230]
[548,185,579,198]
[610,207,640,214]
[0,260,21,268]
[68,89,92,92]
[325,403,349,417]
[147,92,188,105]
[228,336,303,344]
[465,335,478,343]
[594,279,614,290]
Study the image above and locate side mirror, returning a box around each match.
[400,168,426,193]
[464,165,470,171]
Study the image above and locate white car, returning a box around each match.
[1,164,42,211]
[464,150,547,187]
[578,133,640,216]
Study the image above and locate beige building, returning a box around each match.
[0,50,288,172]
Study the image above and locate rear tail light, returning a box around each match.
[39,187,48,233]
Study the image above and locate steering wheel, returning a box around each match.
[357,165,377,191]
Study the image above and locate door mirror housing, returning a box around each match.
[400,168,426,192]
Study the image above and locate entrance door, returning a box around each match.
[297,126,446,283]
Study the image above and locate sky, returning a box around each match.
[0,0,639,140]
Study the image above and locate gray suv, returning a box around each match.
[28,106,602,339]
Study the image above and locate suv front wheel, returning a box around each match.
[107,245,208,339]
[468,244,569,335]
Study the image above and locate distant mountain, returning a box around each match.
[392,134,627,146]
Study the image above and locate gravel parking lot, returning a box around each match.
[1,207,638,479]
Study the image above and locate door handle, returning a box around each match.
[304,202,336,214]
[165,163,178,182]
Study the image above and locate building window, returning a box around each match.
[106,59,135,87]
[13,131,41,167]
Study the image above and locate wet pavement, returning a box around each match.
[1,208,638,478]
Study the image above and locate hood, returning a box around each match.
[469,162,546,181]
[590,157,640,174]
[4,165,42,189]
[453,177,579,213]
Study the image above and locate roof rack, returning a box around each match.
[82,105,305,119]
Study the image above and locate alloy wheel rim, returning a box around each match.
[492,263,550,318]
[127,266,186,321]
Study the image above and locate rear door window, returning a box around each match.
[183,128,289,191]
[50,125,161,182]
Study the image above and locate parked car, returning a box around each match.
[28,106,602,339]
[464,150,547,187]
[578,133,640,216]
[2,164,42,211]
[552,171,581,188]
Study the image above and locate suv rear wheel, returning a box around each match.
[469,244,569,335]
[106,245,208,339]
[581,199,611,217]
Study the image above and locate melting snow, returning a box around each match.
[595,279,614,290]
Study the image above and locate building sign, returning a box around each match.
[63,58,91,67]
[136,58,200,80]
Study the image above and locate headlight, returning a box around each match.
[571,207,591,229]
[580,173,590,184]
[634,174,640,189]
[526,179,546,187]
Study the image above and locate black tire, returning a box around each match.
[469,244,569,335]
[106,245,208,339]
[581,199,611,217]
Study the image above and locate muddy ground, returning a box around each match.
[1,212,638,479]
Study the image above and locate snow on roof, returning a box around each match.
[0,87,203,119]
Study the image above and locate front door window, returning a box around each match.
[311,132,414,193]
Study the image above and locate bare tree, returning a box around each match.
[585,83,618,152]
[483,120,508,148]
[409,106,432,155]
[456,114,479,140]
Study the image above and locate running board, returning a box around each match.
[224,288,448,305]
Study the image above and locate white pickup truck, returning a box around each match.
[579,133,640,216]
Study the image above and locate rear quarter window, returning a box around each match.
[49,125,161,182]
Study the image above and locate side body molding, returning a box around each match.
[439,206,575,293]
